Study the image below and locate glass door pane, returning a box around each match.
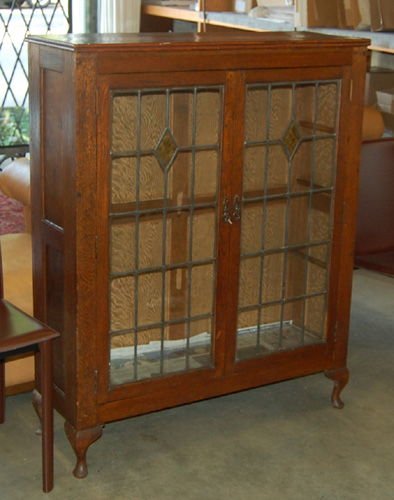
[109,86,222,385]
[237,80,339,361]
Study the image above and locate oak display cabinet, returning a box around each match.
[27,32,368,478]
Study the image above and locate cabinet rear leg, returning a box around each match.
[65,421,103,478]
[325,368,349,409]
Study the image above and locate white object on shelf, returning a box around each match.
[376,88,394,114]
[249,5,294,22]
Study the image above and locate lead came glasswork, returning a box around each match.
[109,86,222,385]
[237,80,339,360]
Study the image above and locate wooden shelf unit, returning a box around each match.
[141,3,394,54]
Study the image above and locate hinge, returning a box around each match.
[95,235,98,261]
[94,370,98,394]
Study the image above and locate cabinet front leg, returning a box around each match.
[65,421,103,478]
[325,368,349,409]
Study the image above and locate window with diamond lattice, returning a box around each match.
[0,0,70,152]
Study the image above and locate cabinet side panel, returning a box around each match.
[41,68,66,394]
[42,69,65,228]
[29,45,69,413]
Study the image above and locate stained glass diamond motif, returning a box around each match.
[157,129,177,169]
[283,121,301,157]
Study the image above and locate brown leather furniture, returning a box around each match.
[0,158,34,392]
[354,137,394,276]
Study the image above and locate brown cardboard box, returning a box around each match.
[295,0,347,27]
[295,0,362,28]
[358,0,371,27]
[315,1,347,27]
[370,0,394,31]
[344,0,362,28]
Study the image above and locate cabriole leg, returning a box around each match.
[325,368,349,409]
[65,421,103,478]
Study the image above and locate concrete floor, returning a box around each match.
[1,268,393,499]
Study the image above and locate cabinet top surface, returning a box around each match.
[27,32,370,52]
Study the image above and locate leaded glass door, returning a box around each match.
[98,70,344,397]
[107,84,223,386]
[236,78,340,362]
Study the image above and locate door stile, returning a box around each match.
[327,50,368,371]
[215,70,246,374]
[96,76,113,404]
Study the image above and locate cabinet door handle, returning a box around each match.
[222,197,232,224]
[233,194,241,222]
